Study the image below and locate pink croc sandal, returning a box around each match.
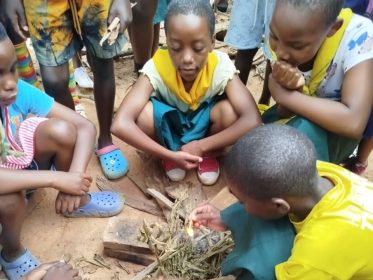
[96,145,129,180]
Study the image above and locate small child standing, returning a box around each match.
[190,124,373,278]
[0,23,124,280]
[111,0,261,185]
[224,0,276,105]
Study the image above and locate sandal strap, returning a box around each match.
[96,144,118,156]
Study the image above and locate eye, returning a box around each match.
[291,45,306,51]
[10,63,18,73]
[194,47,204,53]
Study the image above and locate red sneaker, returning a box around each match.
[197,156,220,185]
[162,159,186,182]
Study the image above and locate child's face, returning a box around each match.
[0,39,18,107]
[166,14,214,83]
[228,181,288,220]
[269,2,335,67]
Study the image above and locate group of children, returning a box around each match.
[0,0,372,279]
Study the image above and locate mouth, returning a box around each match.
[1,95,17,106]
[179,68,198,78]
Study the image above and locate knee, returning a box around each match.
[136,103,155,137]
[0,192,25,219]
[211,100,238,129]
[42,72,69,91]
[46,119,77,148]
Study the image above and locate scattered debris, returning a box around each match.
[134,196,234,280]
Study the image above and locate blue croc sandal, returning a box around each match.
[64,191,125,218]
[96,145,129,180]
[0,249,40,280]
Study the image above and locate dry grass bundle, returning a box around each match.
[138,196,234,280]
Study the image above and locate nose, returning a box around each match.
[273,42,291,62]
[181,49,194,65]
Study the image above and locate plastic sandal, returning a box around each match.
[96,145,129,180]
[0,249,39,280]
[64,191,125,218]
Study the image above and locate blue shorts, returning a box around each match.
[225,0,275,58]
[151,97,215,151]
[153,0,170,24]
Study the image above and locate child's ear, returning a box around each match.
[271,198,290,215]
[326,19,343,38]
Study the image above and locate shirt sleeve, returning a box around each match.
[276,261,337,280]
[211,50,239,95]
[17,79,54,117]
[342,15,373,72]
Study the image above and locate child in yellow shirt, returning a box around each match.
[191,124,373,279]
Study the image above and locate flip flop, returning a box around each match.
[64,191,125,218]
[0,249,40,280]
[96,144,129,180]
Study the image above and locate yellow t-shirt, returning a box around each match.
[276,161,373,279]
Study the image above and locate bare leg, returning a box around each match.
[39,63,75,110]
[152,23,161,56]
[258,60,272,105]
[235,48,259,85]
[129,0,158,73]
[0,192,26,261]
[136,102,157,140]
[87,54,116,149]
[209,100,238,136]
[356,138,373,165]
[34,119,90,205]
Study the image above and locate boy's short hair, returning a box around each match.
[225,124,318,200]
[0,23,8,42]
[165,0,215,37]
[280,0,344,26]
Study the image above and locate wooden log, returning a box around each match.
[103,217,157,265]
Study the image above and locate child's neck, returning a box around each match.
[290,176,334,221]
[182,78,194,93]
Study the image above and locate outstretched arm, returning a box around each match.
[111,75,202,169]
[0,168,91,195]
[269,59,373,139]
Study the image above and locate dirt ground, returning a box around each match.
[2,9,373,280]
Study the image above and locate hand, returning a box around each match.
[108,0,133,33]
[171,151,202,170]
[52,172,92,196]
[268,74,297,105]
[189,203,226,232]
[43,262,81,280]
[272,61,305,90]
[1,0,29,39]
[180,140,204,157]
[55,192,82,215]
